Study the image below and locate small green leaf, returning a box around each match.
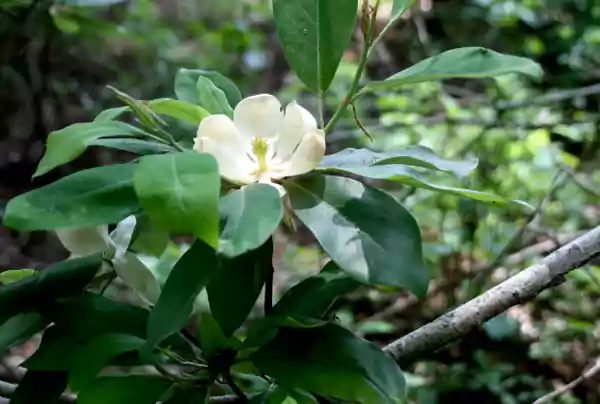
[251,323,406,404]
[0,255,102,324]
[133,153,220,248]
[10,370,68,404]
[271,262,361,318]
[272,0,358,92]
[149,98,210,126]
[69,333,145,391]
[219,184,283,258]
[284,174,428,297]
[0,268,36,284]
[174,68,242,108]
[319,147,477,178]
[207,239,274,336]
[4,164,141,231]
[145,240,220,351]
[90,138,174,155]
[197,312,240,358]
[0,312,48,355]
[78,375,172,404]
[94,106,129,122]
[362,47,543,93]
[107,85,166,130]
[196,76,234,116]
[34,122,147,177]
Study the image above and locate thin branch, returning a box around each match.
[533,357,600,404]
[383,225,600,364]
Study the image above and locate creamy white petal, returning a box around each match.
[195,114,248,150]
[110,215,137,259]
[113,252,162,306]
[275,130,326,178]
[55,226,114,257]
[273,101,318,163]
[234,94,283,139]
[199,137,256,184]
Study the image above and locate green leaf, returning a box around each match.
[317,163,533,208]
[219,184,283,258]
[69,333,145,391]
[133,153,220,248]
[272,0,358,92]
[0,255,102,324]
[251,323,405,404]
[0,312,48,355]
[319,147,478,178]
[24,326,81,370]
[34,122,147,177]
[145,240,220,351]
[4,163,141,231]
[196,76,234,116]
[149,98,210,126]
[107,85,166,130]
[207,239,274,336]
[244,316,327,349]
[174,68,242,108]
[78,375,172,404]
[130,215,170,257]
[284,174,428,297]
[163,386,208,403]
[94,106,129,122]
[271,262,360,318]
[90,138,174,155]
[362,47,543,92]
[10,370,68,404]
[0,268,36,284]
[197,313,238,359]
[391,0,416,21]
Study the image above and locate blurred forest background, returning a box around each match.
[1,0,600,403]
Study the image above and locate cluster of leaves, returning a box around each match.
[0,0,546,403]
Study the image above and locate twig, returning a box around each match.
[560,164,600,197]
[383,225,600,364]
[533,358,600,404]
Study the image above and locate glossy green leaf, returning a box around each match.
[0,268,36,284]
[251,323,406,404]
[149,98,210,126]
[0,312,48,355]
[207,239,274,336]
[284,174,428,297]
[219,183,283,258]
[10,370,68,404]
[94,106,129,122]
[145,240,220,351]
[196,76,234,116]
[319,147,477,178]
[69,333,145,391]
[133,153,220,248]
[34,122,147,177]
[362,47,543,92]
[0,255,102,324]
[271,262,361,318]
[272,0,358,92]
[78,375,172,404]
[4,163,141,231]
[174,68,242,108]
[90,138,174,155]
[391,0,416,21]
[317,163,533,208]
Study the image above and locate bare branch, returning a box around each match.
[533,357,600,404]
[383,225,600,363]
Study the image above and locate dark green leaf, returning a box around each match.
[10,370,68,404]
[244,316,327,349]
[0,268,36,284]
[318,147,478,178]
[90,138,174,155]
[271,262,360,318]
[219,184,283,258]
[362,47,543,92]
[197,313,238,358]
[34,122,147,177]
[272,0,358,92]
[196,76,234,116]
[145,240,220,351]
[69,333,145,391]
[4,164,141,231]
[174,68,242,108]
[284,174,428,297]
[0,255,102,324]
[149,98,210,126]
[24,326,81,370]
[163,386,208,403]
[207,240,274,336]
[0,312,48,355]
[77,375,172,404]
[251,323,405,404]
[133,153,220,248]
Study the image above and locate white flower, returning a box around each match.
[55,216,161,306]
[194,94,326,193]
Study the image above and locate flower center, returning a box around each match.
[252,137,270,174]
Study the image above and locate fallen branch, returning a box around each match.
[383,225,600,363]
[533,357,600,404]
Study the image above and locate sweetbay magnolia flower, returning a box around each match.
[194,94,325,193]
